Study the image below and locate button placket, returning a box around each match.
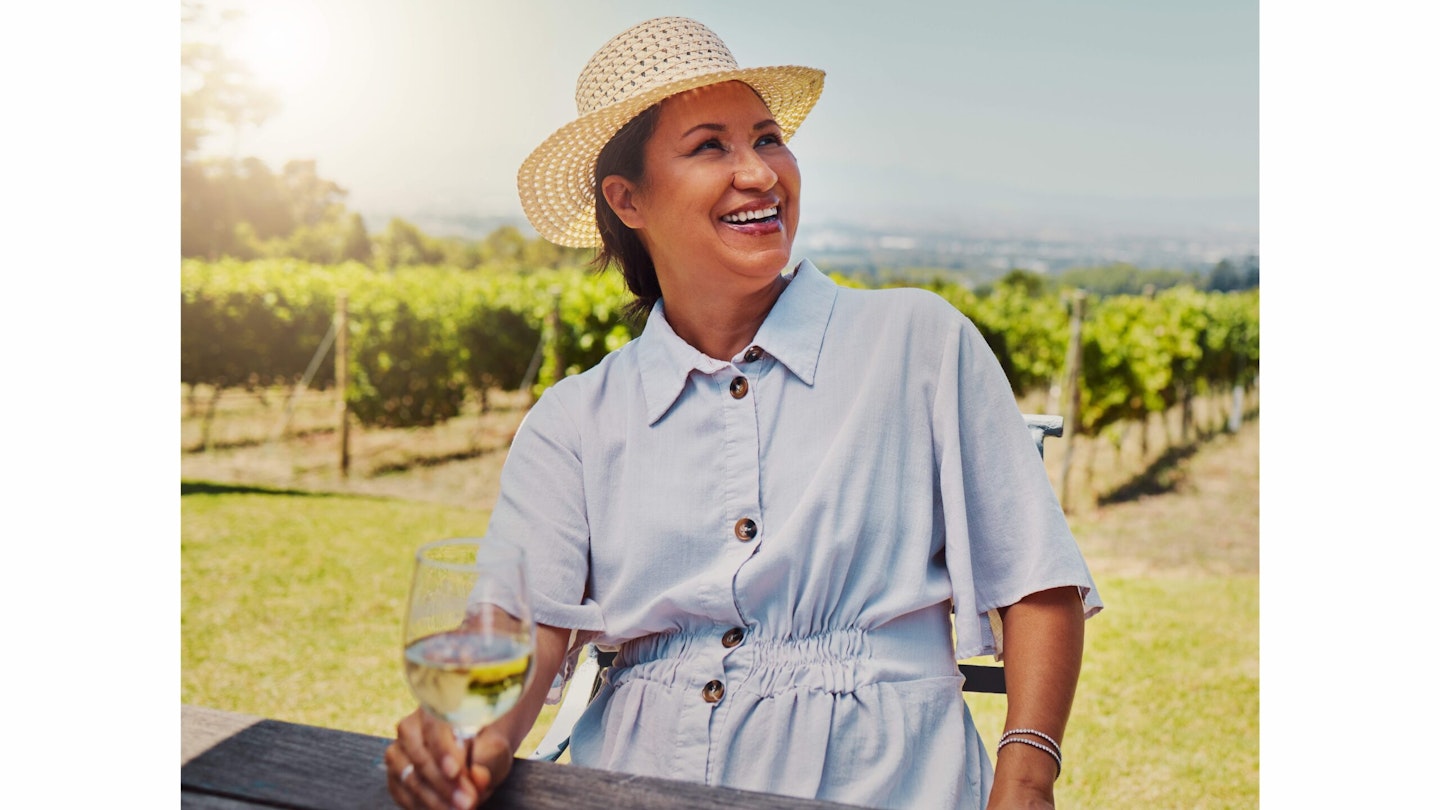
[714,359,763,660]
[718,363,763,552]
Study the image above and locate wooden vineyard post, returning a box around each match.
[335,293,350,477]
[549,289,564,385]
[1059,290,1086,512]
[1229,382,1244,433]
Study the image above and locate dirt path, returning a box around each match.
[183,389,1259,579]
[1065,416,1259,578]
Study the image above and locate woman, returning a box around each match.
[386,17,1102,810]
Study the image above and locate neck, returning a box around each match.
[661,274,787,361]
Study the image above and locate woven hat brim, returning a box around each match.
[517,65,825,248]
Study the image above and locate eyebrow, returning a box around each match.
[680,119,781,138]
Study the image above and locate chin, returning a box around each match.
[726,230,796,274]
[732,245,794,279]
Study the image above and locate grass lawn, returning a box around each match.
[181,481,559,755]
[963,575,1258,808]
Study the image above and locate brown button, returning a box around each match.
[702,680,725,703]
[729,376,749,399]
[722,628,745,648]
[734,518,757,542]
[743,346,764,363]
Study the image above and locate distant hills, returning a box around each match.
[796,219,1257,284]
[355,206,1258,286]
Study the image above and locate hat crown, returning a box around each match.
[575,17,740,115]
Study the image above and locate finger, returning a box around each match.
[394,713,439,782]
[387,740,460,810]
[397,713,469,810]
[384,745,432,810]
[383,744,413,809]
[392,759,455,810]
[419,712,468,780]
[468,728,515,803]
[420,714,477,803]
[421,715,481,809]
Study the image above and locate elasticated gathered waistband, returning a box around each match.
[610,604,959,697]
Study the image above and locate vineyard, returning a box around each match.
[181,259,1258,509]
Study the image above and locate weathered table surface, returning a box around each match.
[182,705,868,809]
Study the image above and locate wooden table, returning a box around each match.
[182,705,867,809]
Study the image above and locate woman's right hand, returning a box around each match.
[386,624,568,808]
[385,708,515,810]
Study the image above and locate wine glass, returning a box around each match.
[402,537,536,744]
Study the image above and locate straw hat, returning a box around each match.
[517,17,825,248]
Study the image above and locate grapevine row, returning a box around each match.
[181,260,1257,436]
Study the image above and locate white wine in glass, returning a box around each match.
[403,537,536,740]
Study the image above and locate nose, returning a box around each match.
[732,146,778,191]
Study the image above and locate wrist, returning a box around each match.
[481,721,522,758]
[987,761,1056,810]
[994,742,1061,793]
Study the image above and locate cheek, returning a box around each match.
[774,155,801,194]
[651,169,711,211]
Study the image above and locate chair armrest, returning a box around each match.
[1021,414,1064,459]
[958,662,1007,694]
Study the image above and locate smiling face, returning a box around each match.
[601,81,801,302]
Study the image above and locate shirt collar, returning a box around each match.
[636,258,838,425]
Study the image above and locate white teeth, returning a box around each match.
[721,206,779,223]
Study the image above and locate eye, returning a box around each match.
[692,138,724,154]
[756,132,784,148]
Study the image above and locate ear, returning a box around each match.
[601,175,646,230]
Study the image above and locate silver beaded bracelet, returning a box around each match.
[997,731,1062,779]
[1000,728,1061,752]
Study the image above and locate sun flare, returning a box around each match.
[226,1,332,98]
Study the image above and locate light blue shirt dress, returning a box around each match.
[485,259,1103,809]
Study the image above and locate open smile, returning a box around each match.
[720,205,779,224]
[718,204,783,235]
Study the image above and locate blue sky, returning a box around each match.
[208,0,1258,234]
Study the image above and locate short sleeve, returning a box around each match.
[934,315,1102,660]
[484,384,606,635]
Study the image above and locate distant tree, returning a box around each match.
[182,158,290,258]
[184,154,357,260]
[1242,254,1259,289]
[228,209,371,265]
[373,218,445,268]
[340,213,373,263]
[427,237,484,270]
[181,2,278,162]
[181,2,360,262]
[1208,259,1243,293]
[1057,263,1200,297]
[522,235,594,269]
[482,226,528,266]
[232,157,295,239]
[994,268,1049,297]
[278,160,348,228]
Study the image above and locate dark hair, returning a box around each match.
[593,104,662,318]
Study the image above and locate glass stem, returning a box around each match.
[456,728,475,773]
